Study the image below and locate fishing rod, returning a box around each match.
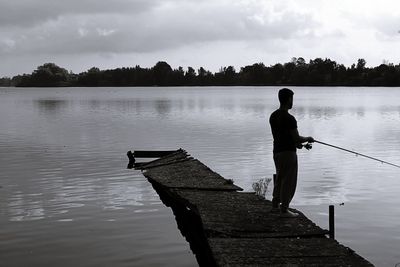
[312,140,400,169]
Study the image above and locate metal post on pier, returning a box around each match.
[329,205,335,239]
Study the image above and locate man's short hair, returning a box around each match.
[278,88,294,104]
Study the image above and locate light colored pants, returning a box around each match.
[272,151,298,211]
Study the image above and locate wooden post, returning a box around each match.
[329,205,335,239]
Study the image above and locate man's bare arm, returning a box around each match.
[290,128,314,146]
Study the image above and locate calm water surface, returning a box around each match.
[1,86,400,266]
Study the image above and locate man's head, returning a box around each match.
[278,88,294,109]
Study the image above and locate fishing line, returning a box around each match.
[313,140,400,169]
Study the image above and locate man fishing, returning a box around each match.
[269,88,314,218]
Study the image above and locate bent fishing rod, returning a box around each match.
[311,140,400,169]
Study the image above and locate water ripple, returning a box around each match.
[1,87,400,267]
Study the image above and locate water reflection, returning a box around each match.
[305,106,340,120]
[150,181,214,267]
[154,99,171,115]
[379,105,400,117]
[9,89,400,210]
[35,99,69,114]
[0,138,156,222]
[355,107,365,118]
[75,99,146,115]
[5,173,154,222]
[8,192,45,221]
[88,99,101,110]
[2,87,400,267]
[241,103,266,116]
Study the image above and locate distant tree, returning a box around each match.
[0,77,12,86]
[133,65,153,86]
[11,75,28,86]
[283,61,296,84]
[376,63,397,86]
[306,58,338,85]
[185,67,197,85]
[270,63,284,84]
[216,66,236,85]
[15,63,70,87]
[35,63,70,86]
[8,58,400,87]
[295,57,306,66]
[285,57,308,85]
[78,67,102,86]
[152,61,173,86]
[169,66,185,86]
[198,67,213,86]
[239,63,268,85]
[356,58,366,70]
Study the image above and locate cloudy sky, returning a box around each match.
[1,0,400,77]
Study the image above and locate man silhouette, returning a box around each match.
[269,88,314,218]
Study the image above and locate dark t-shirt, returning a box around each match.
[269,109,297,153]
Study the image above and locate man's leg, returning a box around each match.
[279,151,298,212]
[286,152,298,205]
[272,155,281,209]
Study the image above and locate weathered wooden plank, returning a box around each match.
[209,238,374,267]
[143,159,242,191]
[133,150,178,158]
[128,149,183,169]
[138,150,191,169]
[140,157,193,170]
[172,190,327,238]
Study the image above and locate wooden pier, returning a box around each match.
[127,149,374,266]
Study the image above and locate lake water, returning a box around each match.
[0,86,399,267]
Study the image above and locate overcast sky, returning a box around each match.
[1,0,400,76]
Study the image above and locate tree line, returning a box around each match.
[1,58,400,87]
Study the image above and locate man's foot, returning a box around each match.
[280,210,299,218]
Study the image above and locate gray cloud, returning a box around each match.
[0,1,318,57]
[0,0,160,27]
[373,15,400,39]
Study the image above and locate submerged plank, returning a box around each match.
[138,150,191,169]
